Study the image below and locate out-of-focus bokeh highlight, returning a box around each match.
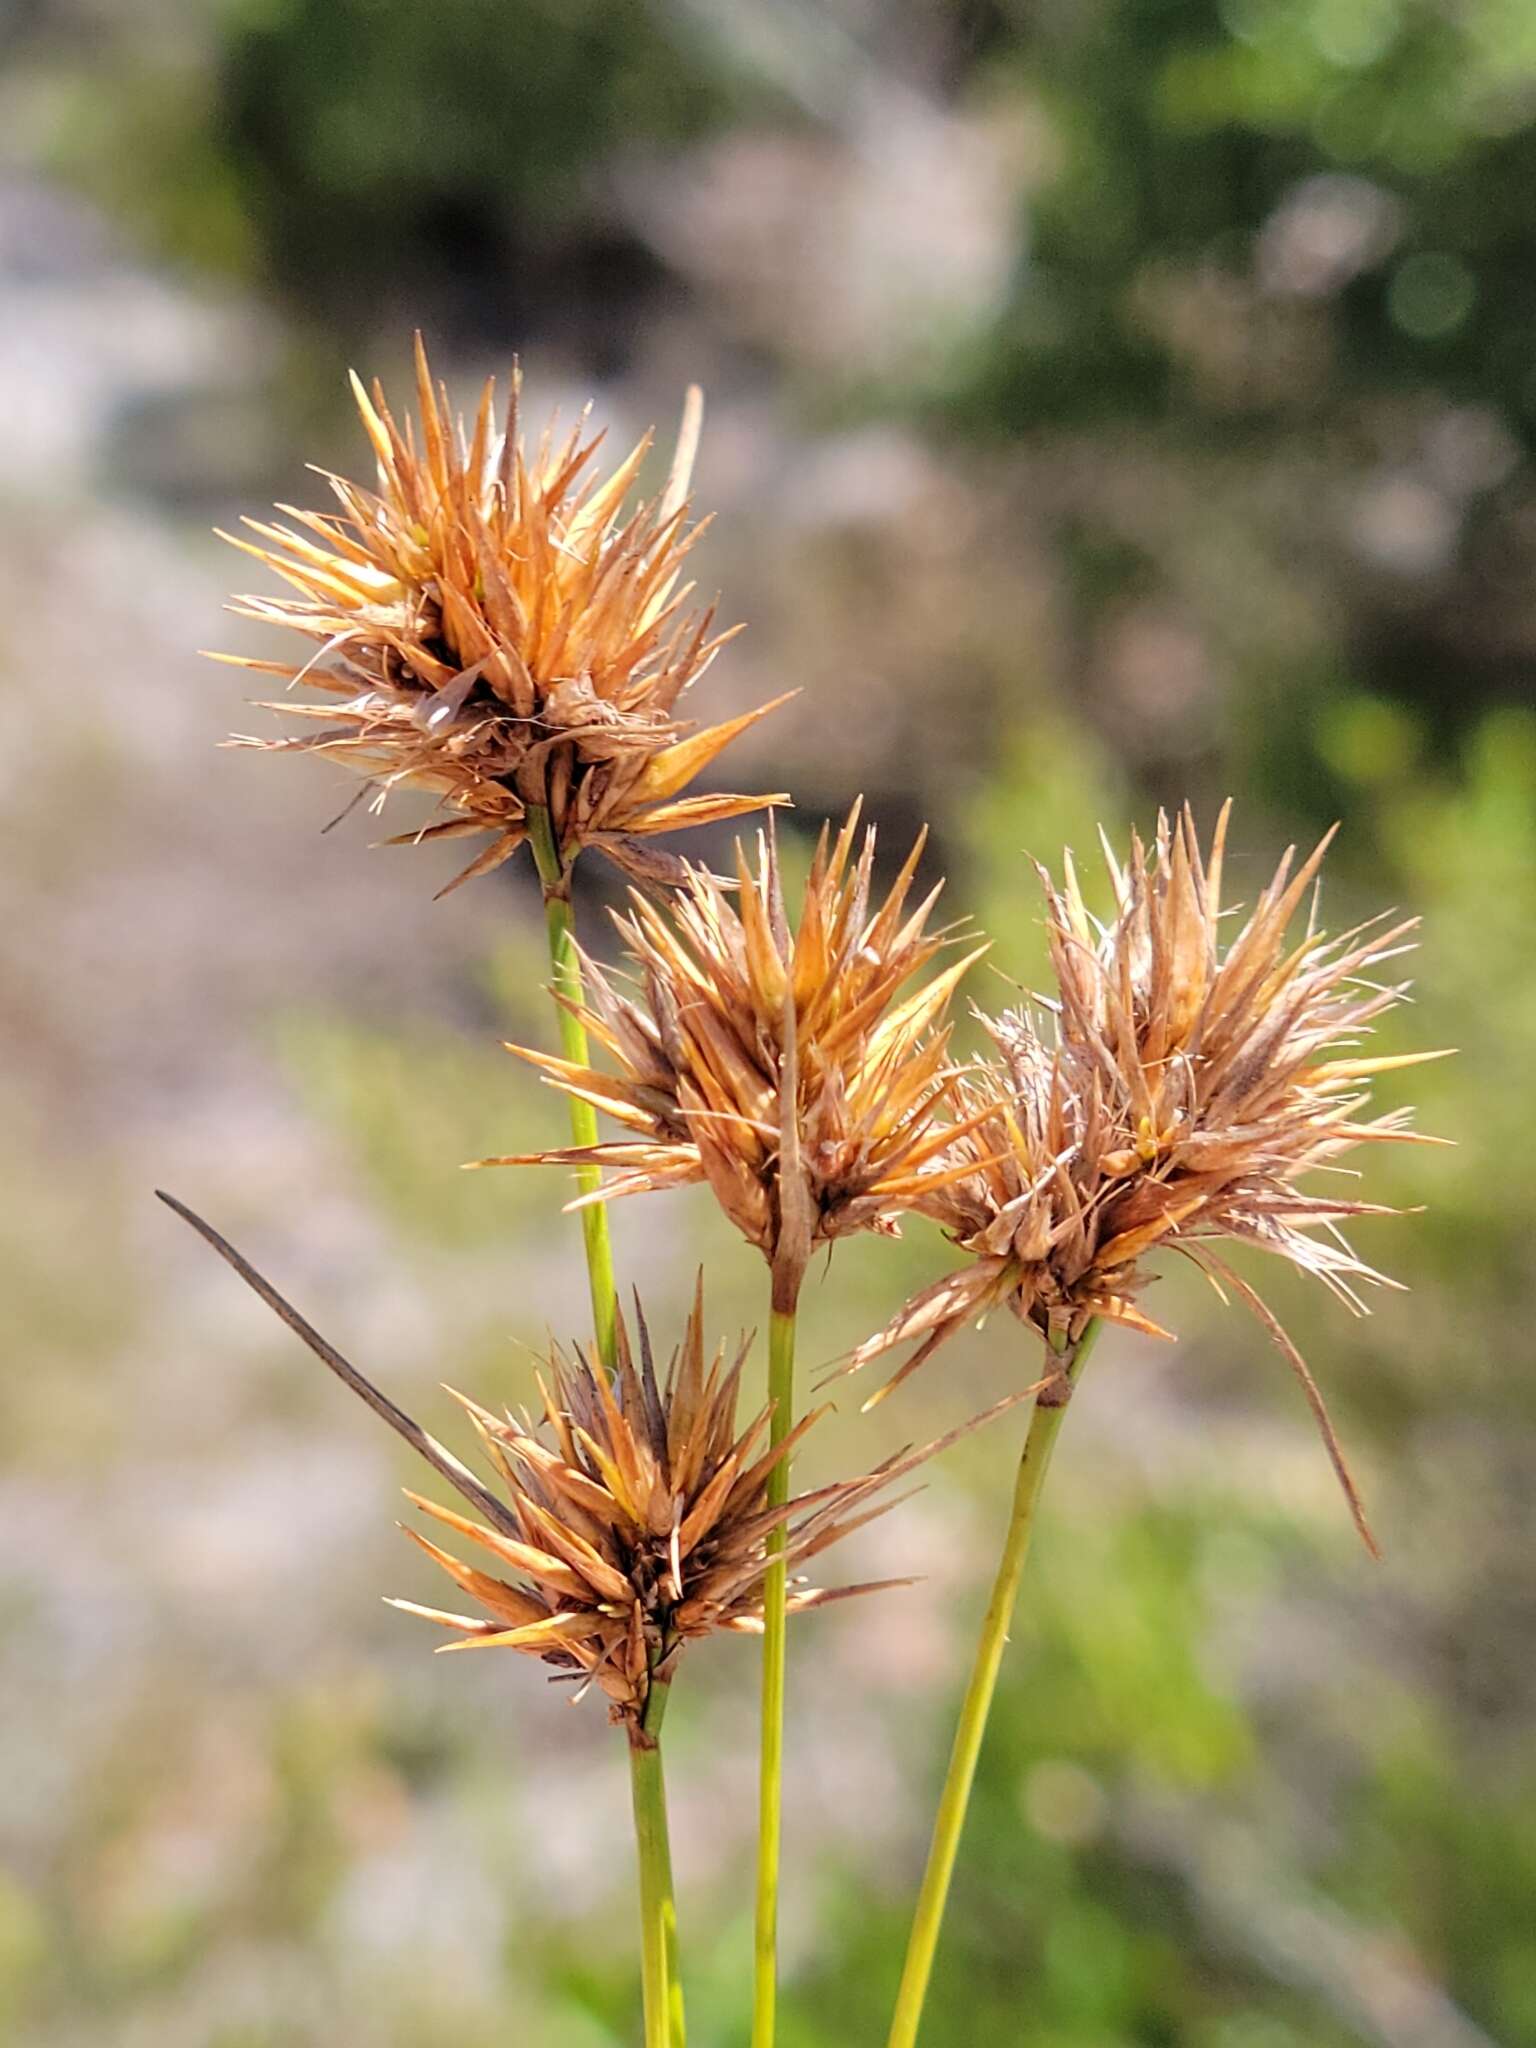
[2,2,1529,2043]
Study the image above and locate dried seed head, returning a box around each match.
[392,1281,1006,1735]
[211,339,788,893]
[480,805,988,1307]
[846,804,1449,1550]
[154,1199,1017,1742]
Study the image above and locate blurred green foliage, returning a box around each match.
[957,0,1536,435]
[43,0,736,341]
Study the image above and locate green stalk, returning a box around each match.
[884,1321,1101,2048]
[630,1680,686,2048]
[751,1301,798,2048]
[525,804,683,2044]
[525,803,619,1371]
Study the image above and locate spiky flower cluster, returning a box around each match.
[484,806,987,1305]
[214,338,786,892]
[846,806,1443,1543]
[155,1198,1016,1737]
[393,1286,984,1737]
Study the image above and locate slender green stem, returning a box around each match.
[526,804,683,2042]
[630,1680,686,2048]
[885,1321,1101,2048]
[752,1302,798,2048]
[525,803,619,1371]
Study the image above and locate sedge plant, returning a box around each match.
[165,346,1445,2048]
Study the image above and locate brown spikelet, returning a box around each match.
[398,1293,1021,1735]
[154,1189,1023,1737]
[211,337,788,889]
[477,806,988,1305]
[842,805,1449,1549]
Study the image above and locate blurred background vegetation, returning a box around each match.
[0,1,1529,2043]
